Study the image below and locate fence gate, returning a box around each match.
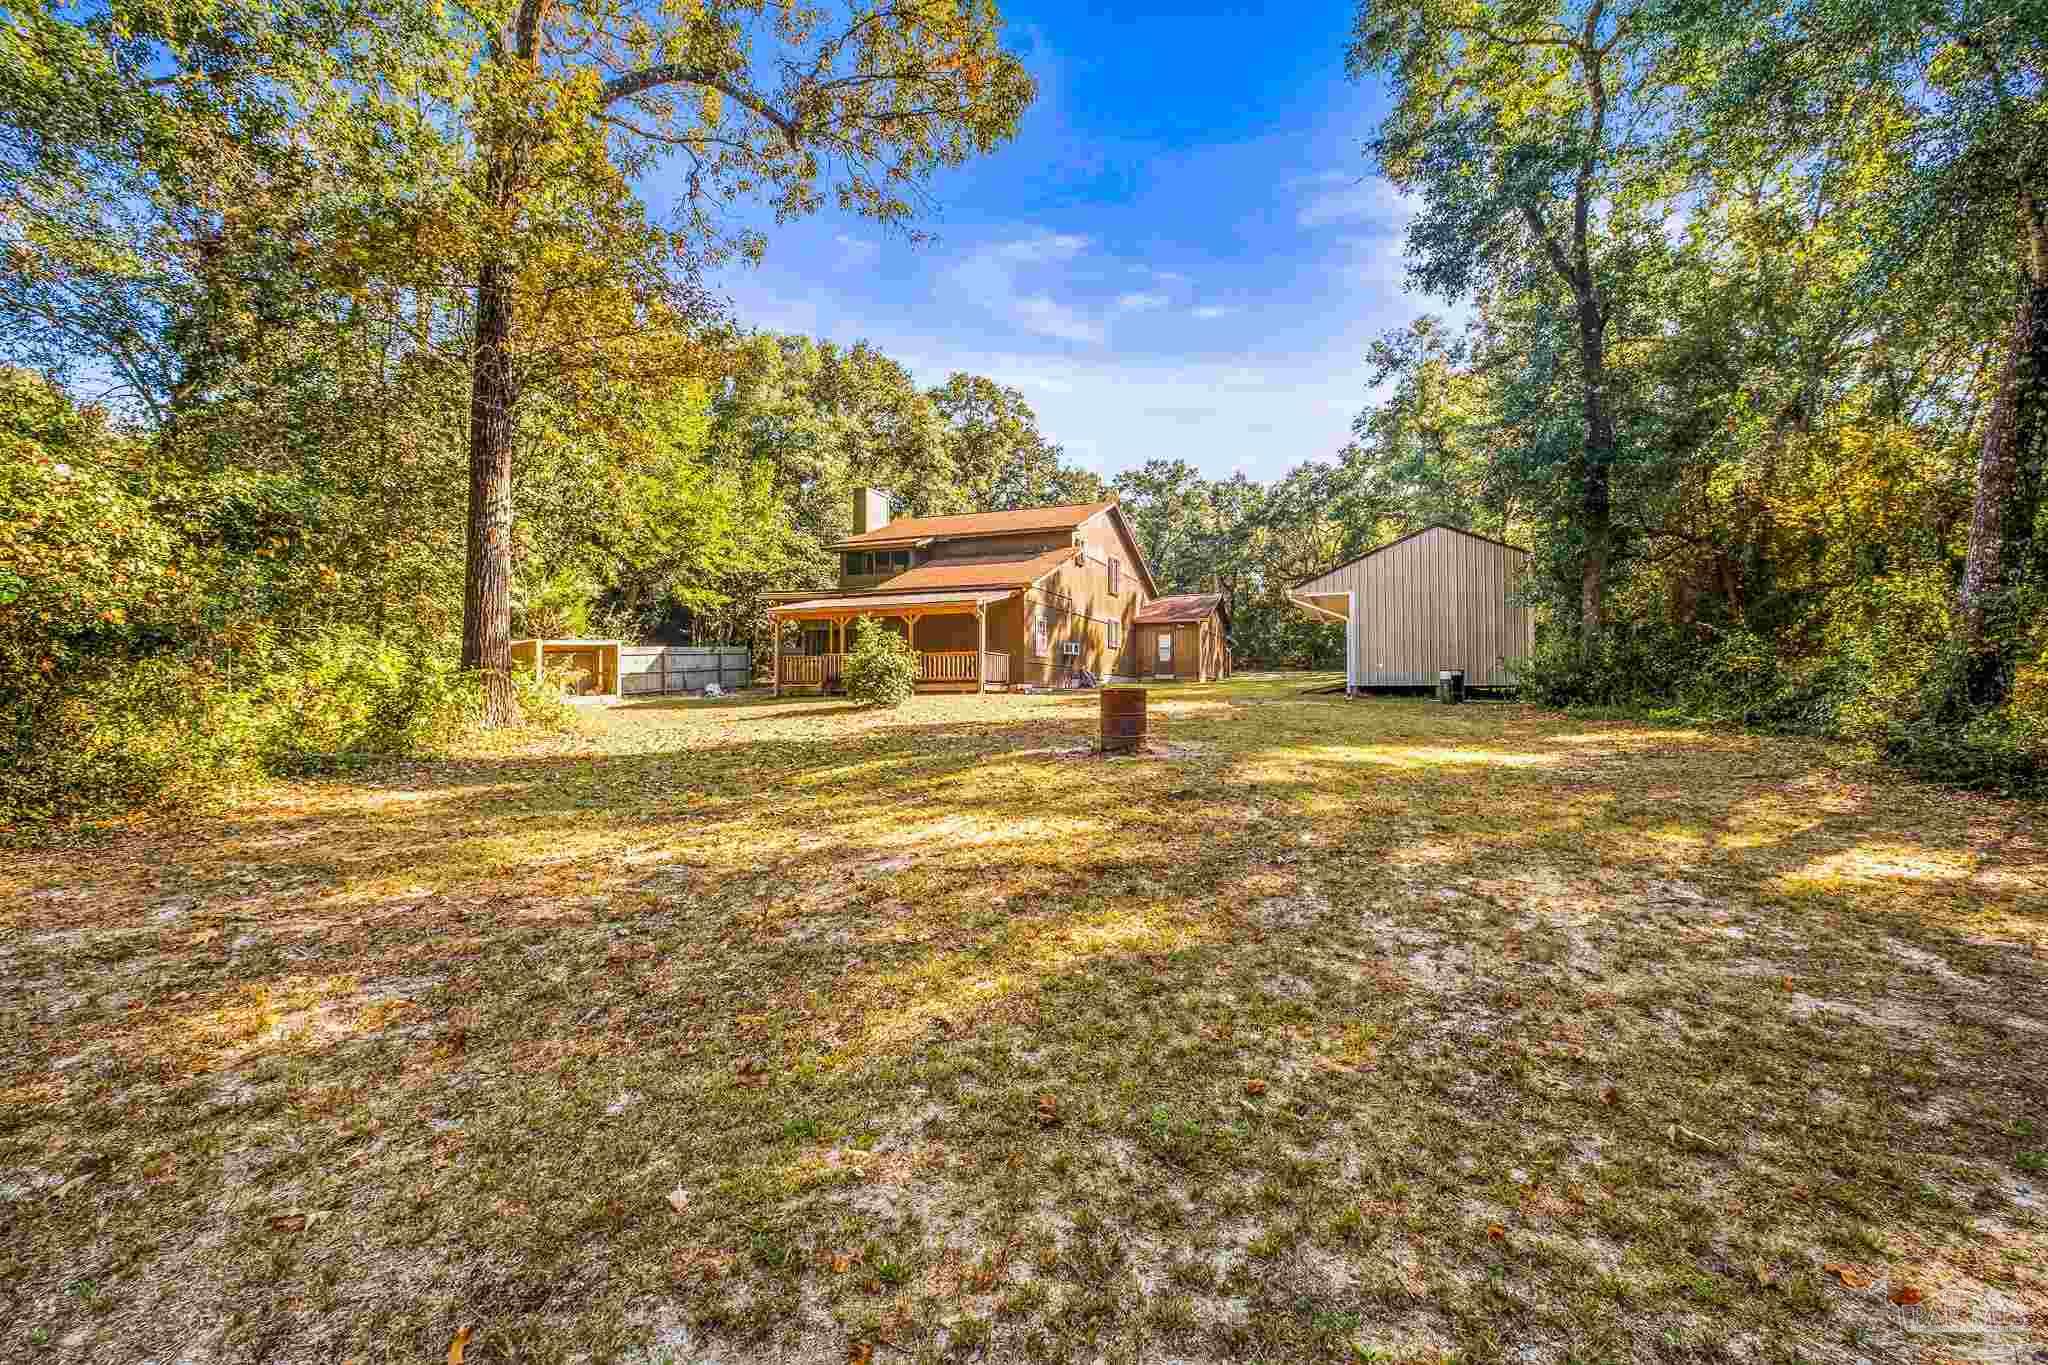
[618,645,751,697]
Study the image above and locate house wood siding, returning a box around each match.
[1296,526,1533,687]
[1011,511,1146,684]
[776,494,1159,692]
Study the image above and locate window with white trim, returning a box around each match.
[1033,608,1052,656]
[1107,620,1120,649]
[1109,557,1120,594]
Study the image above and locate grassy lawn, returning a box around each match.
[4,673,2045,1363]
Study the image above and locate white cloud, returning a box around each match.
[833,234,880,268]
[993,232,1091,264]
[1114,291,1169,312]
[1295,171,1418,230]
[946,231,1107,345]
[1191,305,1235,320]
[890,346,1375,481]
[1011,294,1107,344]
[1148,269,1192,287]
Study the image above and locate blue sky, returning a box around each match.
[682,3,1430,486]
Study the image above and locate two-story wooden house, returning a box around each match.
[768,489,1160,693]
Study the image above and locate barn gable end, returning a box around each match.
[1292,525,1533,688]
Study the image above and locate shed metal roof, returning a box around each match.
[1135,593,1227,624]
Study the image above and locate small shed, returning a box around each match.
[1133,594,1231,681]
[510,638,621,704]
[1288,526,1533,690]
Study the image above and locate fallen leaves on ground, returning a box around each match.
[267,1209,332,1234]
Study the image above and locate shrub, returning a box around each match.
[842,616,917,708]
[0,628,566,825]
[247,628,479,775]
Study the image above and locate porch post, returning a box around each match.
[976,607,987,693]
[771,613,781,698]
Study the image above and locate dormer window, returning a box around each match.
[845,549,912,578]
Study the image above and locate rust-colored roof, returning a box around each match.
[772,549,1074,608]
[770,589,1013,616]
[834,500,1115,548]
[874,547,1075,590]
[1135,593,1225,624]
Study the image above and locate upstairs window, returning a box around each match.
[845,549,912,577]
[1109,557,1121,594]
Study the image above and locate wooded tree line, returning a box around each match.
[1116,0,2045,789]
[0,0,1097,814]
[2,0,2043,818]
[1330,0,2046,787]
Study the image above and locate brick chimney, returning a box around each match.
[853,487,892,535]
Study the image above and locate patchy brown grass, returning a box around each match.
[3,674,2045,1363]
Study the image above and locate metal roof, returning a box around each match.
[1291,524,1530,591]
[1135,593,1227,625]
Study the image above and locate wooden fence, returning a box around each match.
[619,645,751,696]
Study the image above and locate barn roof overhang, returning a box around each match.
[1286,591,1350,623]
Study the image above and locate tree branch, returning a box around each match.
[599,66,803,149]
[1521,201,1580,292]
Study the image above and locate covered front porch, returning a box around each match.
[770,589,1014,695]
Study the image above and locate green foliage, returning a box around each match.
[1514,625,1864,732]
[0,371,572,824]
[244,628,481,775]
[0,627,500,823]
[514,564,596,640]
[841,617,917,709]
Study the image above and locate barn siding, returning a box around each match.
[1296,527,1532,687]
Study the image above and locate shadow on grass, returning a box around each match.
[2,684,2043,1360]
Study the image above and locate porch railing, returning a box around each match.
[779,648,1012,688]
[918,650,979,683]
[779,653,844,687]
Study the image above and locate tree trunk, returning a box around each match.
[1959,189,2048,704]
[1577,295,1616,653]
[461,255,519,725]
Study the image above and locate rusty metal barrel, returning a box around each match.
[1100,686,1151,753]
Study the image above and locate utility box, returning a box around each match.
[1437,670,1466,705]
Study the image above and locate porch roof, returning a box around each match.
[770,588,1014,617]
